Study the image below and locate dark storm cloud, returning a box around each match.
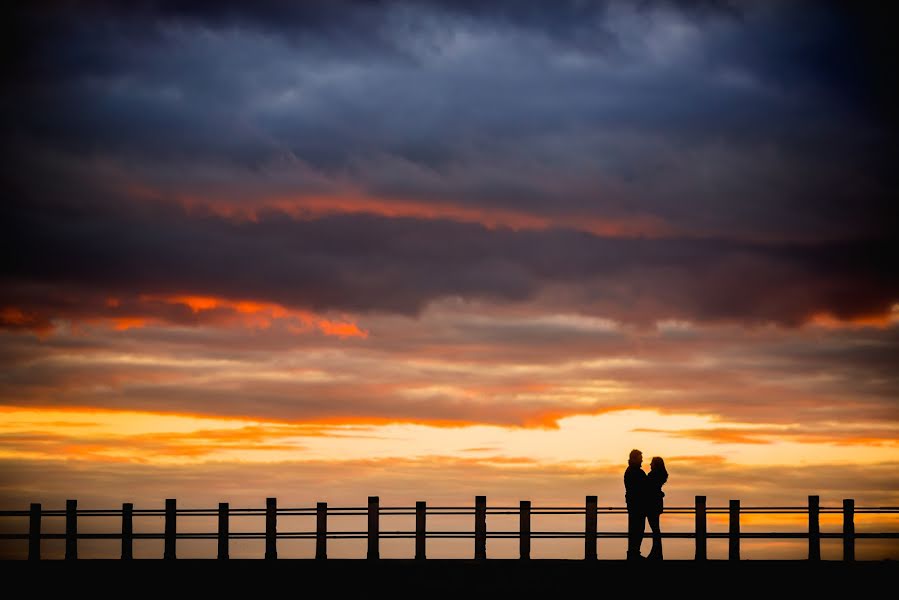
[8,1,734,47]
[4,2,895,238]
[3,0,897,322]
[3,192,897,327]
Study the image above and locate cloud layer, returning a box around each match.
[4,1,896,329]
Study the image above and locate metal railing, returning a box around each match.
[2,495,896,560]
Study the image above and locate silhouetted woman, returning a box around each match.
[646,456,668,560]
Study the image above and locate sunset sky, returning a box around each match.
[2,1,897,559]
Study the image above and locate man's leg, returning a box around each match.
[627,509,644,559]
[637,511,646,557]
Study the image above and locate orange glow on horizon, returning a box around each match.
[2,405,897,467]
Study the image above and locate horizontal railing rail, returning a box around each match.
[2,496,896,560]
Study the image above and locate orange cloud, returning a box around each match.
[174,295,223,312]
[141,294,368,338]
[113,317,149,331]
[637,427,899,447]
[808,304,899,329]
[3,293,369,338]
[170,191,674,238]
[0,307,53,333]
[635,427,773,445]
[317,320,369,339]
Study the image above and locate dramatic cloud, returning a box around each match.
[4,1,896,327]
[4,204,897,327]
[1,306,897,429]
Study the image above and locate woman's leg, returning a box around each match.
[647,513,662,559]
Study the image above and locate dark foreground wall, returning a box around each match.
[2,560,896,597]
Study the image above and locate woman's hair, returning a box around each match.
[650,456,668,485]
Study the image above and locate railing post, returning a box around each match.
[28,503,41,561]
[585,496,598,560]
[368,496,380,559]
[265,497,277,560]
[217,503,229,560]
[316,502,327,560]
[694,495,707,561]
[519,500,531,560]
[808,495,820,561]
[122,503,133,560]
[729,500,740,561]
[843,499,855,561]
[164,498,176,560]
[415,501,426,560]
[66,499,78,560]
[475,495,487,560]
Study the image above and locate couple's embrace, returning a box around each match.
[624,448,668,560]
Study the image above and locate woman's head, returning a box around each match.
[650,456,668,484]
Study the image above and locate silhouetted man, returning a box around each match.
[624,448,647,560]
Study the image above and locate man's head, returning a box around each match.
[628,449,643,467]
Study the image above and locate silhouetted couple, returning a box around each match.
[624,448,668,560]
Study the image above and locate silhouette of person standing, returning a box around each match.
[624,448,647,560]
[645,456,668,560]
